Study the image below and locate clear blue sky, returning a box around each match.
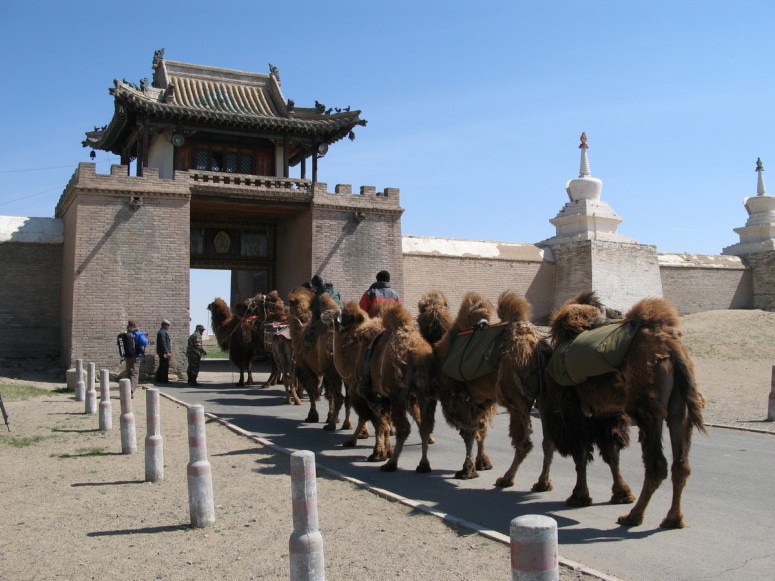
[1,1,773,332]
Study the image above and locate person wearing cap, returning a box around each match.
[359,270,401,317]
[155,319,173,383]
[125,320,149,396]
[186,324,208,385]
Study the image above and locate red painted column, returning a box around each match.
[289,450,325,581]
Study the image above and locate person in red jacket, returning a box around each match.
[359,270,401,317]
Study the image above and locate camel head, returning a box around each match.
[549,303,600,346]
[497,291,532,323]
[287,287,313,322]
[207,298,232,330]
[333,300,367,333]
[265,290,287,321]
[454,292,495,331]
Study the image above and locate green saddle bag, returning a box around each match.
[442,323,509,382]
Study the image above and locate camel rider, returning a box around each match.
[306,274,343,348]
[359,270,401,317]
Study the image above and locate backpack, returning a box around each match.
[322,283,343,308]
[117,332,136,358]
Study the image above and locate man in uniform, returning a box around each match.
[186,324,207,385]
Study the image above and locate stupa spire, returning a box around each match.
[756,157,766,196]
[579,132,590,177]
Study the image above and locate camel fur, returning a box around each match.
[207,297,258,386]
[287,287,351,430]
[418,290,549,484]
[542,291,707,528]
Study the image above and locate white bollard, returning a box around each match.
[289,450,325,581]
[187,405,215,527]
[66,368,77,391]
[768,365,775,421]
[85,362,97,414]
[74,359,85,402]
[510,514,559,581]
[98,369,112,431]
[145,388,164,482]
[119,379,137,454]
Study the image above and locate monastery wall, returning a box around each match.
[742,251,775,311]
[0,217,63,360]
[56,163,191,378]
[310,184,405,304]
[658,254,752,314]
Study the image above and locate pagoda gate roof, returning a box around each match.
[84,49,366,165]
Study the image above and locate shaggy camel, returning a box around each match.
[418,290,550,483]
[207,297,258,386]
[542,292,707,528]
[246,291,302,405]
[287,287,351,430]
[330,300,437,471]
[530,291,635,508]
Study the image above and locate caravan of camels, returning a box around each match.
[208,285,707,529]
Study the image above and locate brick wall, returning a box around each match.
[0,242,62,360]
[741,251,775,311]
[56,163,191,378]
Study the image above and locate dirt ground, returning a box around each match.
[0,309,773,581]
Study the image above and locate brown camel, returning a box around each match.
[287,287,350,430]
[331,300,437,471]
[207,297,257,386]
[542,292,707,528]
[417,290,550,483]
[246,291,302,404]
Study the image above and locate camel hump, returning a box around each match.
[417,290,453,346]
[549,303,601,345]
[455,292,495,329]
[381,302,413,331]
[626,297,681,328]
[497,291,532,323]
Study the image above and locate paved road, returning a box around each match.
[156,359,775,581]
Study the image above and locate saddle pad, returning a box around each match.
[441,323,508,382]
[547,320,641,386]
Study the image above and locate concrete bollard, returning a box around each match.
[145,388,164,482]
[768,365,775,421]
[85,362,97,414]
[187,405,215,527]
[74,359,85,402]
[289,450,325,581]
[98,369,112,431]
[510,514,558,581]
[66,368,77,391]
[119,379,137,454]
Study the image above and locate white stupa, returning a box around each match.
[722,158,775,255]
[538,133,635,247]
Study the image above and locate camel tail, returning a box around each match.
[674,347,708,436]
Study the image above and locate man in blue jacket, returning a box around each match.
[125,320,149,396]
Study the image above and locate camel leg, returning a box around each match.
[661,380,695,529]
[455,428,478,479]
[340,386,354,431]
[531,410,555,493]
[381,398,411,472]
[368,416,392,462]
[598,435,635,504]
[566,447,593,507]
[618,420,668,526]
[416,399,437,473]
[496,402,533,488]
[474,426,493,472]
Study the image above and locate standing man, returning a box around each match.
[359,270,401,317]
[186,324,207,385]
[156,319,172,384]
[125,320,149,397]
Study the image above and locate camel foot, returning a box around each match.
[495,476,514,488]
[660,515,686,529]
[428,436,436,445]
[416,460,431,473]
[566,493,592,507]
[322,423,337,431]
[341,420,353,430]
[305,412,319,423]
[341,437,357,448]
[531,480,553,493]
[454,468,479,480]
[380,461,398,472]
[617,512,644,527]
[357,429,369,440]
[610,490,636,504]
[475,457,493,471]
[367,452,389,462]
